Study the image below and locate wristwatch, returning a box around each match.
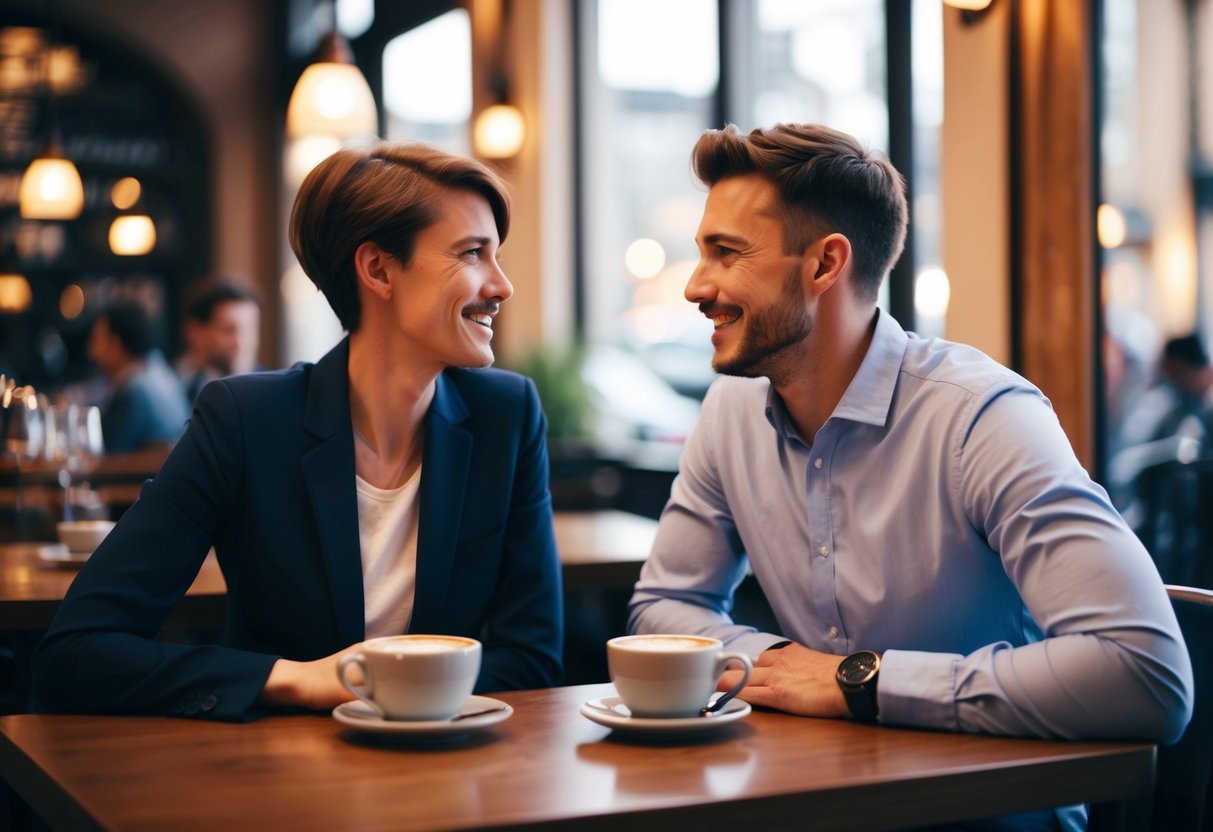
[836,650,881,722]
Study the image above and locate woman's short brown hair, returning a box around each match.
[289,142,511,332]
[691,123,907,302]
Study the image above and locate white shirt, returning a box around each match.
[356,467,421,639]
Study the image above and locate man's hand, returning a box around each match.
[259,643,365,712]
[717,642,850,718]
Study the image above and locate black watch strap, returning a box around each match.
[841,680,879,722]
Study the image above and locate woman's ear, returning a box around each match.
[354,241,393,301]
[804,232,852,297]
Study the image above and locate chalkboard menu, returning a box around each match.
[0,5,211,390]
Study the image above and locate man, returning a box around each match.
[1118,333,1213,448]
[629,124,1191,829]
[88,298,191,452]
[176,280,262,404]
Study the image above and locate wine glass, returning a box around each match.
[3,386,45,539]
[44,403,70,519]
[69,405,105,483]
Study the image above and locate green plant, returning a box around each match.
[507,342,592,444]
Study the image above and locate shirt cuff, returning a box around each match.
[877,649,961,731]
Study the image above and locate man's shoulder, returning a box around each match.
[900,337,1037,402]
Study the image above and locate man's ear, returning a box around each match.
[354,241,394,301]
[803,232,852,297]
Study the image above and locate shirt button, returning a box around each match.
[818,545,830,557]
[827,626,839,639]
[814,458,823,469]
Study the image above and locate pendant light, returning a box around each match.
[472,0,524,160]
[0,274,33,314]
[286,26,378,140]
[19,137,83,219]
[107,176,156,256]
[19,4,84,220]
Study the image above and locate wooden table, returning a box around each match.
[552,510,656,591]
[0,682,1152,831]
[0,543,227,631]
[0,511,650,633]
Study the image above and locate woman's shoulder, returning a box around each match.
[195,364,314,419]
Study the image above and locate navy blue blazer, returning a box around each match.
[34,339,563,720]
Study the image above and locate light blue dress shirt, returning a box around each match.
[631,310,1192,741]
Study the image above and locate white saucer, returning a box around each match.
[579,694,751,735]
[36,543,91,566]
[332,695,512,737]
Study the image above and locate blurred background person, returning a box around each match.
[1117,333,1213,450]
[1108,332,1213,527]
[87,298,191,453]
[176,280,263,405]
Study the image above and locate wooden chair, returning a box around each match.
[1089,585,1213,832]
[1151,585,1213,831]
[1136,460,1213,589]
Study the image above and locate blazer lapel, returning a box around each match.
[300,338,365,648]
[410,371,472,633]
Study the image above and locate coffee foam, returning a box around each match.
[371,636,475,654]
[618,636,716,651]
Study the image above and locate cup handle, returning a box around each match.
[712,651,753,711]
[337,653,384,718]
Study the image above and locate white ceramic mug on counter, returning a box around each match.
[607,634,753,718]
[338,634,481,721]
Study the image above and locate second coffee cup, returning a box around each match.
[607,634,753,718]
[338,634,481,721]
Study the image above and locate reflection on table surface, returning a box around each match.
[0,682,1155,832]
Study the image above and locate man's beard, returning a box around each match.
[711,262,812,380]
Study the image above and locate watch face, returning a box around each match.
[838,651,880,685]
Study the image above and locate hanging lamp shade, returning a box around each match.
[19,136,84,220]
[286,31,378,139]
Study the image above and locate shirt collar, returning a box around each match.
[763,308,909,436]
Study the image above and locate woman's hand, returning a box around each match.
[259,643,365,712]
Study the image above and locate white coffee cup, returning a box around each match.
[56,519,115,554]
[338,634,481,721]
[607,634,753,719]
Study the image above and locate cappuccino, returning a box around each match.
[339,635,481,721]
[613,635,716,652]
[374,636,477,655]
[607,634,753,718]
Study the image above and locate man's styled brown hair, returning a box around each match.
[289,143,511,332]
[691,123,907,302]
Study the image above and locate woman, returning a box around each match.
[34,144,563,719]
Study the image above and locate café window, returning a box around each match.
[1099,0,1213,583]
[382,8,472,154]
[576,0,942,410]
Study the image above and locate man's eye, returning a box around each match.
[717,245,736,257]
[463,248,483,259]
